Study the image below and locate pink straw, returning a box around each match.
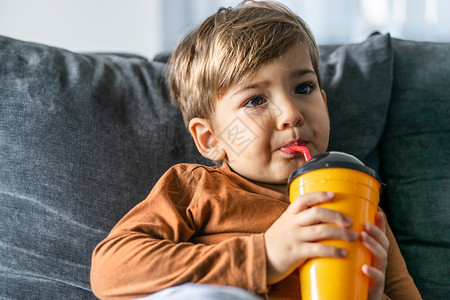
[289,145,312,161]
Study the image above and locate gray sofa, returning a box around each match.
[0,33,448,299]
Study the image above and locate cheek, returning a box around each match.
[317,115,330,148]
[217,119,261,156]
[309,108,330,141]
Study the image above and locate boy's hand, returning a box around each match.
[361,212,389,300]
[264,192,358,284]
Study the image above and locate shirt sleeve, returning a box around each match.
[383,219,422,299]
[90,165,269,300]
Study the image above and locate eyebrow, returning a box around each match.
[230,68,316,98]
[293,68,316,77]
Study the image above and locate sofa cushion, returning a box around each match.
[379,38,450,299]
[320,33,393,171]
[0,35,208,299]
[0,33,393,299]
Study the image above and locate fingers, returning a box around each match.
[296,224,358,244]
[289,191,335,213]
[297,242,349,259]
[360,230,388,268]
[362,264,385,300]
[290,192,353,226]
[290,192,357,243]
[297,205,353,227]
[361,212,390,256]
[362,265,384,282]
[374,212,387,236]
[361,211,389,300]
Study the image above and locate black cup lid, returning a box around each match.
[288,151,382,185]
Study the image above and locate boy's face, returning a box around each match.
[210,44,330,184]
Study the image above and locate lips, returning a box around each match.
[279,139,307,155]
[284,139,307,147]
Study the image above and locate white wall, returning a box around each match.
[0,0,163,59]
[1,0,448,60]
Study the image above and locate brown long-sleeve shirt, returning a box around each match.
[91,163,421,299]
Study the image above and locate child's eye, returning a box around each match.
[294,81,316,94]
[244,95,267,107]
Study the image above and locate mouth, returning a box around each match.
[279,139,308,155]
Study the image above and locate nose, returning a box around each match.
[276,97,304,129]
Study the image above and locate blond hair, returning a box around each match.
[168,0,321,127]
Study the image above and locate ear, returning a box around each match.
[321,89,329,114]
[321,89,327,104]
[189,118,226,161]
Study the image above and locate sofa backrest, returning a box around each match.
[380,38,450,298]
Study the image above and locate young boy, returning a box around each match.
[91,1,421,299]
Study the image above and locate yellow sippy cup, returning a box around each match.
[288,147,382,300]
